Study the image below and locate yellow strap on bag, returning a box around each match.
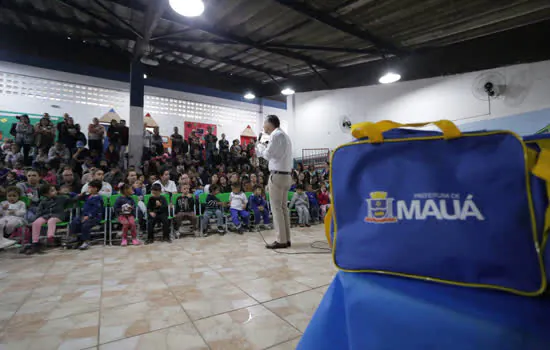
[532,144,550,235]
[351,119,462,143]
[325,206,332,248]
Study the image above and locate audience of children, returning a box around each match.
[0,113,332,253]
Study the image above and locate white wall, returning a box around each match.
[0,61,287,143]
[290,59,550,157]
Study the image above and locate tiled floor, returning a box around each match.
[0,226,334,350]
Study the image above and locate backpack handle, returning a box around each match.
[351,120,462,143]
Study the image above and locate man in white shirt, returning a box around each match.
[154,170,178,194]
[81,168,113,196]
[256,115,293,249]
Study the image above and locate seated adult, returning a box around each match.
[48,141,71,164]
[16,168,42,221]
[59,167,82,193]
[104,166,123,189]
[153,170,177,194]
[204,174,219,194]
[81,168,113,196]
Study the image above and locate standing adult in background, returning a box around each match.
[75,124,87,147]
[219,133,230,164]
[119,120,129,169]
[256,115,293,249]
[204,126,218,167]
[151,127,164,156]
[14,115,34,166]
[57,113,70,143]
[107,119,121,151]
[143,124,153,161]
[88,118,105,153]
[35,113,55,151]
[171,127,186,155]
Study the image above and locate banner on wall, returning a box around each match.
[184,121,217,144]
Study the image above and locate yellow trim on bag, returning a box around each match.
[330,130,547,297]
[351,119,462,143]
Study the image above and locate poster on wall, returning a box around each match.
[184,121,217,144]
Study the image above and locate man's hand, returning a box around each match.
[83,216,89,221]
[149,212,156,218]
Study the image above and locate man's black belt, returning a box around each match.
[271,171,291,175]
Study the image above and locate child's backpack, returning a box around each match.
[327,120,550,296]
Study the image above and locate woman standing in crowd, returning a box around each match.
[14,115,34,166]
[88,118,105,153]
[35,114,55,152]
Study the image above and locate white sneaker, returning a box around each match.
[0,237,17,249]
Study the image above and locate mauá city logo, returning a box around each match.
[365,191,485,223]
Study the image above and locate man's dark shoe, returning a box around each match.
[265,241,290,249]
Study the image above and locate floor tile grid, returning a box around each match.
[152,261,213,350]
[0,257,57,332]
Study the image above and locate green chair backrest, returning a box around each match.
[144,194,151,206]
[266,192,270,201]
[109,194,121,207]
[172,193,182,206]
[21,196,31,208]
[287,191,294,202]
[217,193,231,203]
[161,193,171,204]
[245,192,253,198]
[198,193,208,204]
[102,195,110,207]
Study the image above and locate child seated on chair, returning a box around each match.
[0,187,26,249]
[318,184,331,220]
[25,184,78,255]
[306,184,320,224]
[115,184,140,247]
[229,183,249,234]
[249,185,270,229]
[146,183,170,245]
[69,180,104,250]
[290,184,310,227]
[174,184,198,234]
[202,184,225,235]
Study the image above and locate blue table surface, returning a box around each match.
[298,271,550,350]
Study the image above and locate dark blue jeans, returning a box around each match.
[230,209,249,226]
[252,208,270,225]
[70,216,100,241]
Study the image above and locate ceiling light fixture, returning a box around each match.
[169,0,205,17]
[379,72,401,84]
[244,92,255,100]
[143,74,148,79]
[281,87,295,96]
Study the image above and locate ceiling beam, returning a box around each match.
[151,44,289,78]
[134,0,167,57]
[106,0,336,70]
[272,0,405,56]
[90,0,143,39]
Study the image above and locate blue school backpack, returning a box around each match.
[328,120,550,296]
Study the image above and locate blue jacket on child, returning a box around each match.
[249,194,267,210]
[306,192,319,207]
[114,195,135,216]
[82,194,103,220]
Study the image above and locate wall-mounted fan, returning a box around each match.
[471,70,532,107]
[472,72,506,100]
[339,115,352,134]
